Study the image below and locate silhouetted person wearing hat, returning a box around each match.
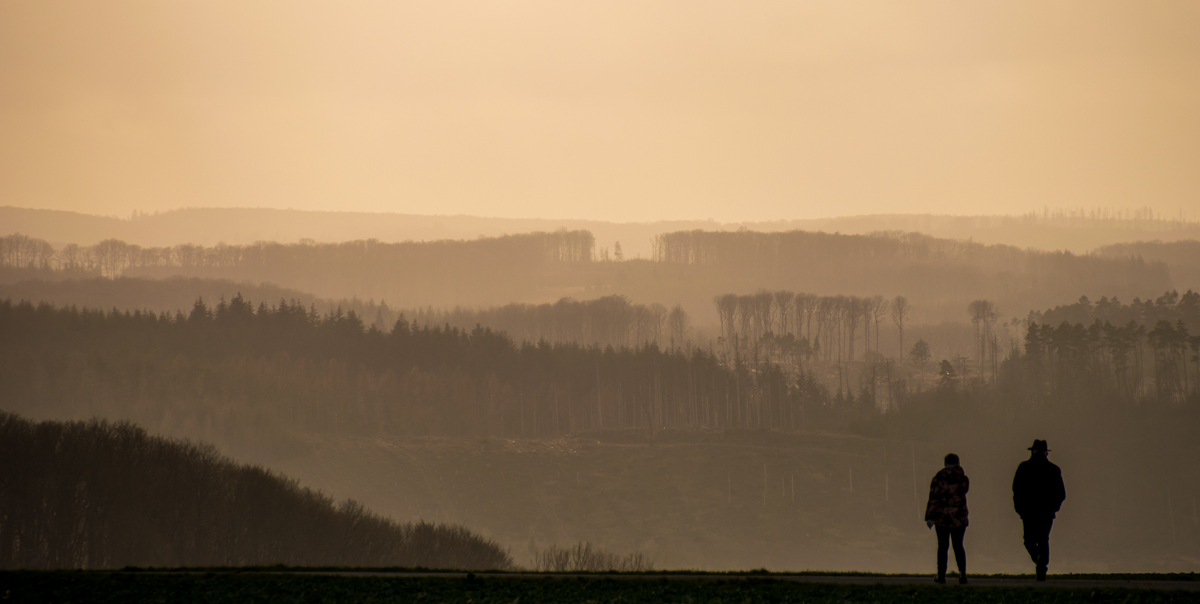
[925,453,969,584]
[1012,440,1065,581]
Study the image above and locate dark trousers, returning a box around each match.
[935,526,966,577]
[1022,517,1054,570]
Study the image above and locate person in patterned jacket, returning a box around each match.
[925,453,969,584]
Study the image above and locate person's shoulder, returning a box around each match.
[1047,460,1062,473]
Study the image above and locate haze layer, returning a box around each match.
[3,1,1199,221]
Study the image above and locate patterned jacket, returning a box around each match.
[925,465,970,528]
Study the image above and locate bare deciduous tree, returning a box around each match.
[667,304,689,351]
[715,294,738,355]
[968,299,998,379]
[774,290,795,337]
[891,295,909,360]
[871,295,887,354]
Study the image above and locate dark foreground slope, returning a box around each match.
[3,570,1199,604]
[0,412,512,570]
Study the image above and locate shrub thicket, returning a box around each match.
[533,542,653,572]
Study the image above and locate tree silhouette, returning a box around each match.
[891,295,909,359]
[909,338,931,370]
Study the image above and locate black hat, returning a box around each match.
[1028,439,1050,452]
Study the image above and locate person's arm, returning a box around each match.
[1052,468,1066,512]
[925,476,939,524]
[926,473,949,528]
[1012,467,1025,517]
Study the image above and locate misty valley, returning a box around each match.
[2,216,1199,581]
[6,3,1200,599]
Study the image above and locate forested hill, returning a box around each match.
[6,285,1199,449]
[1,229,1177,324]
[1094,240,1200,293]
[0,229,596,309]
[1031,289,1200,329]
[0,412,512,570]
[0,276,331,319]
[641,230,1172,322]
[0,297,812,444]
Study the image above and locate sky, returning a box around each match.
[1,1,1199,223]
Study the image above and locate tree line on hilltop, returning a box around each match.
[0,412,512,570]
[648,229,1174,322]
[0,231,595,277]
[712,291,902,363]
[1091,240,1200,289]
[0,275,975,365]
[0,230,596,309]
[3,288,1198,449]
[1014,290,1200,405]
[405,296,690,351]
[0,296,821,441]
[2,229,1181,326]
[707,287,1200,408]
[708,290,1013,400]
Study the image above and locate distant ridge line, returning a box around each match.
[4,205,1200,258]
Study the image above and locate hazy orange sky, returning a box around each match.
[2,1,1198,222]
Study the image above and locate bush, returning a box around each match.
[533,542,652,572]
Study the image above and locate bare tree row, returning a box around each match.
[712,291,910,364]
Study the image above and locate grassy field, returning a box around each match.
[4,571,1200,604]
[237,426,1200,573]
[241,430,945,572]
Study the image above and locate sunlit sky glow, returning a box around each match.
[2,1,1199,222]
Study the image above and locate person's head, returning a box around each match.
[1028,439,1050,458]
[944,453,959,467]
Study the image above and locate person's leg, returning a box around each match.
[1024,517,1052,580]
[1021,518,1040,565]
[951,526,967,581]
[935,526,950,582]
[1037,519,1054,579]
